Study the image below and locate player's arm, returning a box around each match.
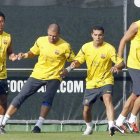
[110,61,125,73]
[7,39,18,61]
[110,46,125,73]
[118,22,138,57]
[67,60,81,71]
[61,47,85,78]
[60,60,81,78]
[17,51,36,60]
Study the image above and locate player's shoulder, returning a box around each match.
[82,41,92,49]
[103,42,116,52]
[134,20,140,24]
[2,32,11,42]
[59,37,70,44]
[2,31,11,37]
[83,41,92,46]
[35,36,48,44]
[104,42,114,48]
[36,36,46,41]
[134,20,140,27]
[58,37,71,49]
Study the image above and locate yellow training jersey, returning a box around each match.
[75,41,123,89]
[127,20,140,69]
[30,36,75,80]
[0,32,11,79]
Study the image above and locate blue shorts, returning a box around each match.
[128,68,140,96]
[0,79,8,95]
[83,84,113,105]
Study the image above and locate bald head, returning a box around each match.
[47,23,60,44]
[48,23,60,34]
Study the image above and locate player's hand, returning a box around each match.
[60,68,69,78]
[17,52,28,60]
[110,66,119,73]
[9,53,18,61]
[70,62,76,68]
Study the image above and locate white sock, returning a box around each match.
[35,116,45,129]
[128,113,136,124]
[108,121,114,129]
[116,114,126,126]
[1,114,10,126]
[0,115,4,126]
[85,122,93,129]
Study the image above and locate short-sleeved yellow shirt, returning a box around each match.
[0,31,11,79]
[127,20,140,69]
[30,36,75,80]
[75,41,123,89]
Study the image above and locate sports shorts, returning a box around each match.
[128,68,140,96]
[83,84,113,105]
[0,79,8,95]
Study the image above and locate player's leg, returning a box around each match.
[82,89,98,135]
[122,93,136,116]
[0,95,7,134]
[115,93,137,133]
[32,79,60,133]
[83,105,93,135]
[1,77,43,131]
[130,96,140,122]
[116,68,139,132]
[127,96,140,133]
[102,94,114,124]
[0,79,8,134]
[127,69,140,133]
[102,85,115,136]
[32,106,50,133]
[0,95,7,123]
[101,85,125,135]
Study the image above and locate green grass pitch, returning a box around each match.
[0,131,140,140]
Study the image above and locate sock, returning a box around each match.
[1,114,10,126]
[85,122,93,129]
[0,115,4,126]
[116,114,126,126]
[108,121,114,129]
[35,116,45,129]
[128,113,136,124]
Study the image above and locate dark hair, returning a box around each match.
[0,11,5,20]
[92,26,104,33]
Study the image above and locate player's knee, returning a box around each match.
[42,101,52,107]
[11,96,23,109]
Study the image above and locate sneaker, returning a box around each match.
[0,126,6,134]
[129,123,139,133]
[109,127,115,136]
[114,124,125,134]
[120,124,128,133]
[83,127,93,135]
[125,121,133,132]
[32,126,41,133]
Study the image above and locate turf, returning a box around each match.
[0,131,140,140]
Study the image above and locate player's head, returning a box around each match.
[91,26,104,46]
[91,26,104,34]
[0,11,5,33]
[0,11,5,20]
[47,23,60,44]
